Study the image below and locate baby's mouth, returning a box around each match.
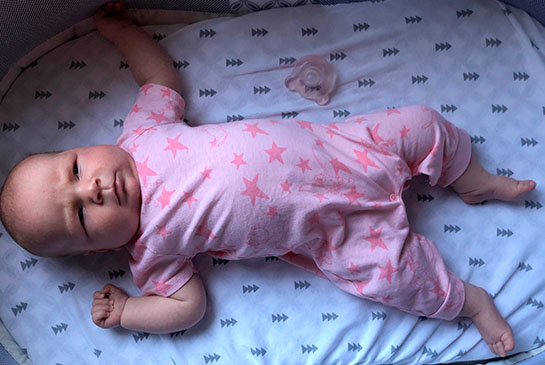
[114,173,122,206]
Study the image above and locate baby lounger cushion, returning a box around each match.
[1,0,545,363]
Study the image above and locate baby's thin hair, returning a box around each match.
[0,151,60,255]
[0,159,27,248]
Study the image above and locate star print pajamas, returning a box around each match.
[119,84,471,320]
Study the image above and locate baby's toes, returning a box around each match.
[501,332,515,352]
[494,178,536,201]
[492,341,506,357]
[488,344,497,356]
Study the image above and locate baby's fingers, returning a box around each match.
[92,297,110,307]
[113,1,124,14]
[93,287,112,300]
[91,308,110,327]
[103,1,127,17]
[92,303,110,315]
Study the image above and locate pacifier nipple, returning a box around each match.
[285,55,337,106]
[304,67,321,87]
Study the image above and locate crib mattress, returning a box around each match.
[1,0,545,363]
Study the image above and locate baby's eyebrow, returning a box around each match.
[26,150,61,159]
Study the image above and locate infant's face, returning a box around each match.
[17,145,141,256]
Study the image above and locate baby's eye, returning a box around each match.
[73,161,79,178]
[78,207,85,228]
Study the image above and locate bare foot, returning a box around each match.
[451,155,536,204]
[459,282,515,357]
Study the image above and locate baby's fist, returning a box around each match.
[94,1,133,43]
[91,284,128,329]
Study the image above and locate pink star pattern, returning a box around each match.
[382,296,392,304]
[347,262,361,274]
[141,84,154,95]
[182,190,198,208]
[344,187,364,206]
[386,108,401,116]
[280,179,292,193]
[129,104,142,115]
[160,87,171,99]
[241,174,269,206]
[147,111,168,124]
[297,120,313,131]
[364,226,388,251]
[136,156,157,185]
[330,158,351,176]
[378,260,398,284]
[196,220,216,241]
[153,278,172,295]
[123,91,470,316]
[296,157,312,173]
[132,126,145,136]
[133,125,156,136]
[164,134,188,158]
[210,137,219,148]
[231,153,247,169]
[129,143,139,153]
[353,148,380,172]
[354,280,370,295]
[265,205,280,220]
[264,141,287,164]
[369,124,384,144]
[201,166,212,180]
[405,255,418,273]
[326,129,337,139]
[156,186,175,210]
[400,124,410,139]
[309,213,321,225]
[156,224,171,240]
[314,193,329,202]
[242,122,269,138]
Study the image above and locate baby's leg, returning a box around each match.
[450,155,535,204]
[353,105,535,202]
[459,281,514,357]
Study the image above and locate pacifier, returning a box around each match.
[285,55,337,106]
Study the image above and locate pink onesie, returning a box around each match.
[118,84,471,320]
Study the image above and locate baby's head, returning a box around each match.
[0,145,142,257]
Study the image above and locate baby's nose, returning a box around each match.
[86,177,103,203]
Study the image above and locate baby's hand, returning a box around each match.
[91,284,128,329]
[94,1,133,43]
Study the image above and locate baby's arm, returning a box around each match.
[91,274,206,333]
[94,1,181,93]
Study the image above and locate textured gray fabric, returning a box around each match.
[1,0,544,85]
[0,0,231,86]
[1,0,543,87]
[0,343,17,365]
[503,0,545,25]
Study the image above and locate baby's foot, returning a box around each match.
[471,288,514,357]
[451,156,536,204]
[456,176,536,205]
[461,283,515,357]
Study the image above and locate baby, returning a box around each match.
[0,1,537,357]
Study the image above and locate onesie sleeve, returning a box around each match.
[126,241,197,297]
[117,84,186,146]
